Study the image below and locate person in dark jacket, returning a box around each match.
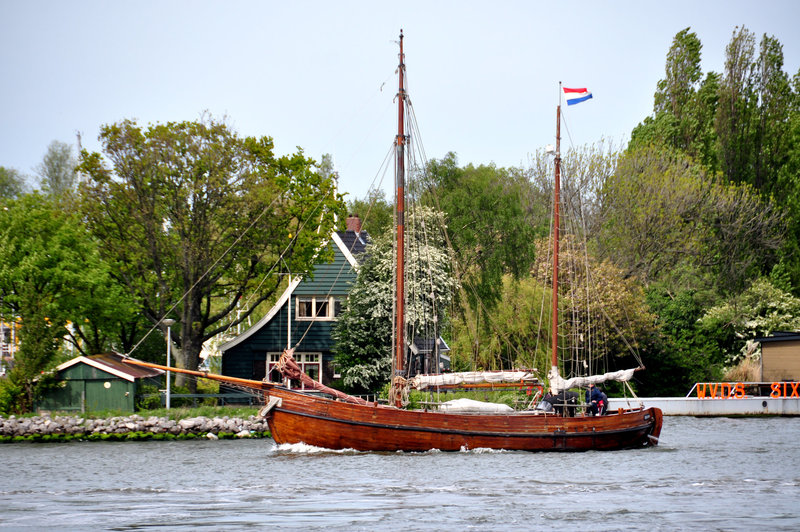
[586,383,606,416]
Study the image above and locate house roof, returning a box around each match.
[55,352,164,382]
[755,331,800,344]
[335,229,369,259]
[220,229,369,353]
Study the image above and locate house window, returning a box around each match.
[297,298,314,318]
[295,297,338,321]
[267,352,322,390]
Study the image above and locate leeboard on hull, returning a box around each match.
[265,387,663,452]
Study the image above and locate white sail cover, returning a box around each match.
[437,398,514,413]
[547,366,637,395]
[410,371,537,390]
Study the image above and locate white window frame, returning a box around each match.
[295,296,340,321]
[267,352,323,390]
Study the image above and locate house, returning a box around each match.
[220,216,368,389]
[37,352,164,413]
[756,331,800,382]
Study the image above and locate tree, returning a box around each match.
[639,287,722,396]
[448,240,656,378]
[716,26,758,187]
[700,277,800,365]
[0,193,132,412]
[332,207,456,393]
[597,145,783,295]
[632,28,719,168]
[653,28,704,152]
[0,166,28,199]
[36,140,78,197]
[345,188,394,237]
[422,153,539,312]
[78,117,345,392]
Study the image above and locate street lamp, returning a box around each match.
[163,319,176,410]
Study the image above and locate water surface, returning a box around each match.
[1,416,798,530]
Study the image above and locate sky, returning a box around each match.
[2,0,799,200]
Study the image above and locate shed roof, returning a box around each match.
[55,352,164,382]
[755,331,800,344]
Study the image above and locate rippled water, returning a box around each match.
[1,416,798,530]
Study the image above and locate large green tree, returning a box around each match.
[0,193,131,412]
[79,117,344,391]
[716,26,759,187]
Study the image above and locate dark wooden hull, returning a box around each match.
[264,388,663,452]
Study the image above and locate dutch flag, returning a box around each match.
[563,87,592,106]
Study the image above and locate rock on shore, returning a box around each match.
[0,413,269,439]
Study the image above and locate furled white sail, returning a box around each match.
[437,398,514,413]
[410,371,537,390]
[547,366,638,395]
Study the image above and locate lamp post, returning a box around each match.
[163,319,176,410]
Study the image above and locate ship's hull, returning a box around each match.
[264,388,663,452]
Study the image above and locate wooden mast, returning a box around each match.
[551,89,562,372]
[394,30,407,393]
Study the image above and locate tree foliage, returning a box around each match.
[422,153,539,312]
[0,193,132,412]
[597,145,783,295]
[36,140,78,197]
[700,277,800,365]
[345,188,394,237]
[78,116,344,391]
[0,166,28,199]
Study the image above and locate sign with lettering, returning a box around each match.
[695,382,800,399]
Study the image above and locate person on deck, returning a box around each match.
[586,383,606,416]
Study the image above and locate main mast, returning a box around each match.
[394,30,407,391]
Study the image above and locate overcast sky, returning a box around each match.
[2,0,799,199]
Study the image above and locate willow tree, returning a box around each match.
[78,117,344,391]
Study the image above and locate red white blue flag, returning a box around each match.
[563,87,592,106]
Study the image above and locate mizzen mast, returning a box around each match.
[549,85,563,395]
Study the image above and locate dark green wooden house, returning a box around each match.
[221,220,368,390]
[37,352,164,413]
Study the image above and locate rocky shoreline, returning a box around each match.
[0,413,271,442]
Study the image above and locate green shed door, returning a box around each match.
[85,379,133,412]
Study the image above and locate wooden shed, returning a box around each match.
[37,353,163,413]
[757,332,800,382]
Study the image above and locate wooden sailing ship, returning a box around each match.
[125,31,662,452]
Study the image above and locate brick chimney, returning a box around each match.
[345,214,362,233]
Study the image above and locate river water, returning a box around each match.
[1,416,798,530]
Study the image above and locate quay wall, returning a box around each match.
[609,397,800,416]
[0,413,270,440]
